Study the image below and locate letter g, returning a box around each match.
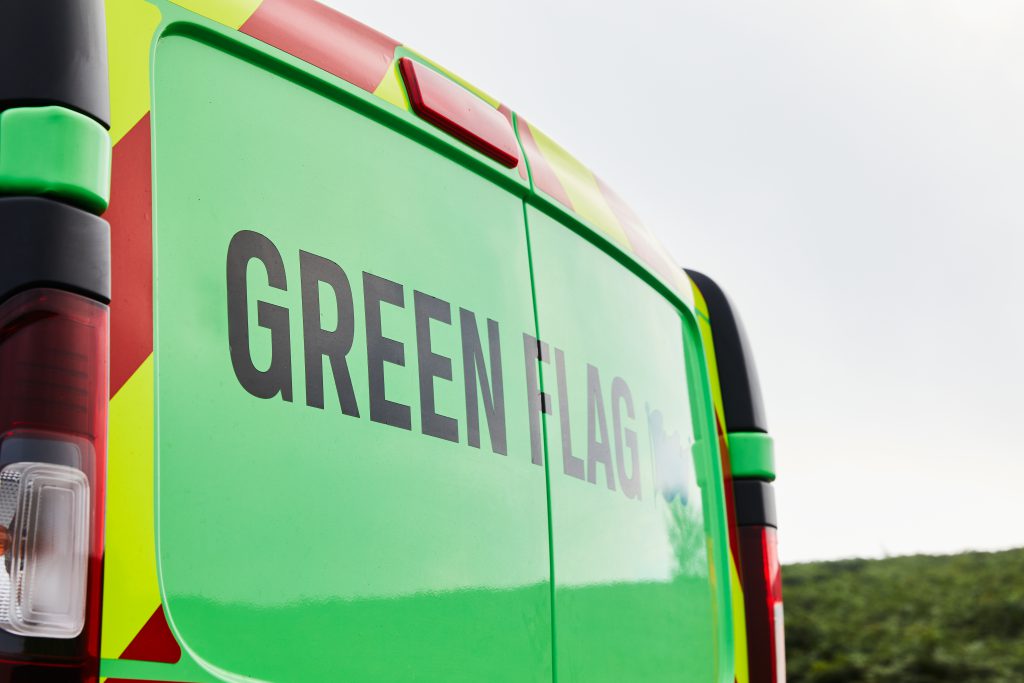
[226,230,293,401]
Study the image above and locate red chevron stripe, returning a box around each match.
[717,412,742,564]
[118,604,182,665]
[242,0,399,93]
[105,114,154,397]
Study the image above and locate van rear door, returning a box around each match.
[526,206,734,683]
[147,16,550,683]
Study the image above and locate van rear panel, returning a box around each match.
[87,2,740,682]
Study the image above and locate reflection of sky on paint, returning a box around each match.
[647,406,694,506]
[332,0,1024,563]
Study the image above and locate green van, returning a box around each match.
[0,1,783,681]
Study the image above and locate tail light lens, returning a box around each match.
[0,289,108,673]
[739,525,786,683]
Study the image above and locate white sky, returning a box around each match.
[328,0,1024,563]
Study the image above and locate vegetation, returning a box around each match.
[783,547,1024,683]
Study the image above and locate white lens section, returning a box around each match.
[774,601,787,682]
[0,462,90,638]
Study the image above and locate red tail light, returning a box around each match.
[740,525,786,683]
[0,288,108,680]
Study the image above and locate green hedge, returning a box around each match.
[783,548,1024,683]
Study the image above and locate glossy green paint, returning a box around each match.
[153,27,550,683]
[0,106,111,213]
[526,207,734,683]
[140,7,734,681]
[728,432,775,481]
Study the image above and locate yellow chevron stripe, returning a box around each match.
[170,0,262,29]
[526,123,631,249]
[692,280,727,436]
[731,552,750,683]
[645,235,695,302]
[691,277,709,319]
[106,0,162,145]
[373,58,412,112]
[101,356,161,659]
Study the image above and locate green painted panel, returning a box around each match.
[153,31,550,682]
[526,207,732,682]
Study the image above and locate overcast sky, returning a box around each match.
[329,0,1024,563]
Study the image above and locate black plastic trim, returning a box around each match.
[685,269,768,433]
[0,197,110,305]
[734,479,777,528]
[0,0,110,128]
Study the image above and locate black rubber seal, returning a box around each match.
[685,269,768,433]
[0,0,110,128]
[0,197,111,305]
[734,479,777,528]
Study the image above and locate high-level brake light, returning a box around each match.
[399,57,520,168]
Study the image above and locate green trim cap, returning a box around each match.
[728,431,775,480]
[0,106,111,214]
